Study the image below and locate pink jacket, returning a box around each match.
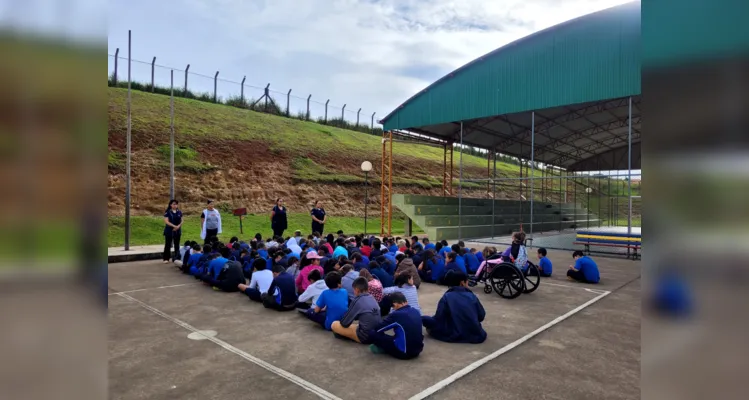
[296,264,324,292]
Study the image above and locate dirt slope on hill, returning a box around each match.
[107,88,512,217]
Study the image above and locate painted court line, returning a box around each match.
[116,293,343,400]
[408,290,612,400]
[108,282,200,296]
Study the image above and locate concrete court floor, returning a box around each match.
[108,250,641,400]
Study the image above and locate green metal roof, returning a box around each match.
[381,1,641,131]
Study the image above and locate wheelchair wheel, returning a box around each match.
[522,262,541,294]
[483,284,493,294]
[489,263,524,299]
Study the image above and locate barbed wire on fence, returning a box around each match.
[107,53,384,134]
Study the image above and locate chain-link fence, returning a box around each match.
[107,52,384,135]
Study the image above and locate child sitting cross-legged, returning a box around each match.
[331,277,382,344]
[422,270,487,344]
[380,273,421,316]
[368,291,424,360]
[304,271,349,331]
[262,264,298,311]
[295,269,326,310]
[238,258,277,302]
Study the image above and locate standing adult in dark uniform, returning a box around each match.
[271,198,288,238]
[310,200,327,236]
[163,199,183,263]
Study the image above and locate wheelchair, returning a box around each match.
[479,254,541,299]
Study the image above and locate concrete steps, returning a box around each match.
[392,194,601,241]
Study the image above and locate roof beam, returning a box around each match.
[549,129,641,166]
[491,98,631,151]
[535,115,642,160]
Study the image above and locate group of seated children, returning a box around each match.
[175,232,493,360]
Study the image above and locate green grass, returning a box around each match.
[108,213,422,247]
[155,144,214,173]
[108,87,520,173]
[108,151,123,169]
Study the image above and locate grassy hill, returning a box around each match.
[107,87,638,246]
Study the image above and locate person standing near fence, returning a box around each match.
[201,200,222,244]
[271,198,288,238]
[311,200,327,235]
[163,199,183,263]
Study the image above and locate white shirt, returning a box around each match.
[249,269,277,295]
[297,279,328,304]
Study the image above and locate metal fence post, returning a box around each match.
[264,84,270,110]
[341,104,346,122]
[213,71,219,103]
[113,48,119,85]
[286,89,292,116]
[184,64,190,97]
[371,112,376,132]
[306,95,311,120]
[324,99,329,123]
[241,76,246,104]
[151,57,156,92]
[356,108,361,126]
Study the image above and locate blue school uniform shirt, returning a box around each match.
[371,266,394,288]
[424,243,436,251]
[476,252,484,263]
[575,256,600,283]
[427,257,446,282]
[258,249,269,259]
[444,261,463,277]
[208,257,228,279]
[438,246,450,258]
[428,286,487,344]
[372,304,424,357]
[382,254,397,271]
[539,257,553,275]
[454,256,467,274]
[333,246,348,260]
[464,252,479,274]
[353,261,369,271]
[316,288,349,330]
[267,272,298,307]
[388,244,399,253]
[187,253,202,268]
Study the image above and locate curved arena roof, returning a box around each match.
[381,1,641,171]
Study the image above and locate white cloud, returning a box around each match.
[107,0,635,124]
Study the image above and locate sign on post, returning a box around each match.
[233,208,247,234]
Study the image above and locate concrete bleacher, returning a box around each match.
[393,194,600,241]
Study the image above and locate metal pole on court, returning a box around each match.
[125,30,132,250]
[492,147,496,238]
[627,96,633,236]
[530,112,535,243]
[170,70,175,199]
[459,122,463,240]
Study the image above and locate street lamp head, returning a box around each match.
[585,187,593,193]
[361,161,372,172]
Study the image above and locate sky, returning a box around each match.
[103,0,633,126]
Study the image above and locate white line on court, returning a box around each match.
[115,293,343,400]
[108,282,200,296]
[408,290,612,400]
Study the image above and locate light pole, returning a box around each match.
[585,187,593,229]
[361,161,372,235]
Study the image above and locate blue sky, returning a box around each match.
[103,0,631,125]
